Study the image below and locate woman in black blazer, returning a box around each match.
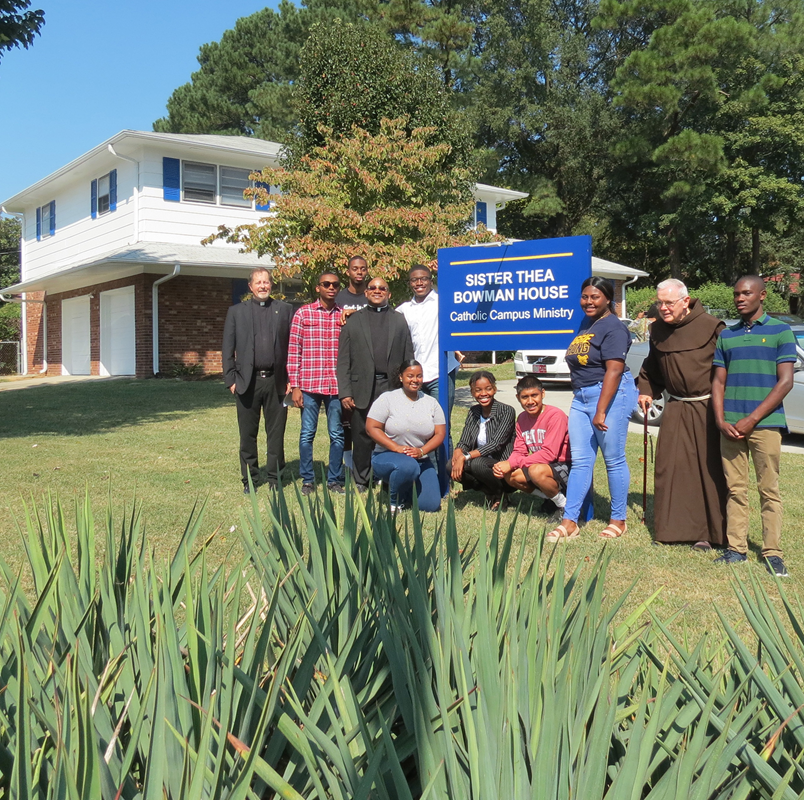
[450,371,517,510]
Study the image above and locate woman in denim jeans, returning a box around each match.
[366,360,446,512]
[546,277,638,542]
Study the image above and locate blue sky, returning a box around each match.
[0,0,278,203]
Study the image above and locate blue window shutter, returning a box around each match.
[36,207,41,241]
[49,201,56,236]
[475,201,487,227]
[255,181,271,211]
[109,169,117,211]
[163,157,180,201]
[91,179,98,219]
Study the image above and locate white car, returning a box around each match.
[514,349,571,382]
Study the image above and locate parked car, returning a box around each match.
[515,318,636,383]
[626,324,804,430]
[514,349,571,382]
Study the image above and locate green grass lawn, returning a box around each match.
[0,367,801,642]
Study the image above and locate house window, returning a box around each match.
[36,201,56,241]
[182,161,217,203]
[91,169,117,218]
[163,157,269,208]
[220,166,252,207]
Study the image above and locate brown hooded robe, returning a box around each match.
[637,298,727,544]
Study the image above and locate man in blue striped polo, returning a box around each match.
[711,275,796,576]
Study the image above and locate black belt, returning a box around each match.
[256,368,274,378]
[374,373,388,379]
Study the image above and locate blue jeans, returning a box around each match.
[371,451,442,512]
[299,392,344,485]
[422,369,457,495]
[564,374,638,522]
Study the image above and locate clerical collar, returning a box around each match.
[251,297,271,307]
[368,304,389,312]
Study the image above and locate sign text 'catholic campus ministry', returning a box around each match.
[437,236,592,351]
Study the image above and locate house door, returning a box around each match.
[61,295,91,375]
[100,286,135,376]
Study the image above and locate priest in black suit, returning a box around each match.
[337,278,414,490]
[223,267,294,492]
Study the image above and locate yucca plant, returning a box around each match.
[4,485,804,799]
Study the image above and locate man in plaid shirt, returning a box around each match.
[288,271,346,495]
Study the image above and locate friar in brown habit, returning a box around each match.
[637,280,727,547]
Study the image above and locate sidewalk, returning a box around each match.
[0,374,128,392]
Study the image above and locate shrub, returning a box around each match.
[0,303,21,341]
[628,281,789,319]
[3,489,804,798]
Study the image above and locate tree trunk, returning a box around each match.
[725,230,739,283]
[752,227,760,272]
[668,232,682,280]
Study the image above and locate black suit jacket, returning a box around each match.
[337,308,414,408]
[222,298,293,396]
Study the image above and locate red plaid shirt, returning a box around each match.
[287,300,342,394]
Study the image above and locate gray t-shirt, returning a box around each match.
[367,389,446,452]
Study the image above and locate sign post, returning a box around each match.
[436,236,592,511]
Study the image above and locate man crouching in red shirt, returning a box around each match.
[492,376,570,517]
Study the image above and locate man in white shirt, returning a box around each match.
[396,265,460,414]
[397,265,461,495]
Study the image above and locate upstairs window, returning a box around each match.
[183,161,217,203]
[91,169,117,218]
[220,166,252,207]
[36,201,56,240]
[163,157,272,209]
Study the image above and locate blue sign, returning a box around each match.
[437,236,592,351]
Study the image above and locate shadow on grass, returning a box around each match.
[0,378,231,438]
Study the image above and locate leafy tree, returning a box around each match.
[287,19,471,169]
[205,117,491,291]
[0,216,21,294]
[469,0,621,240]
[0,0,44,61]
[153,0,365,141]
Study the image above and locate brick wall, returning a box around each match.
[24,291,45,374]
[26,274,234,378]
[156,276,231,375]
[612,279,624,317]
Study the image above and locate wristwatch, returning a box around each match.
[463,450,472,462]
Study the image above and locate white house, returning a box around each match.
[0,130,530,378]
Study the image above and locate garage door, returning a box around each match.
[100,286,135,376]
[61,295,91,375]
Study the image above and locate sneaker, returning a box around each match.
[765,556,789,577]
[714,550,747,565]
[301,483,315,496]
[390,503,406,513]
[327,482,346,494]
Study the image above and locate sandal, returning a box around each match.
[546,523,579,543]
[599,521,627,539]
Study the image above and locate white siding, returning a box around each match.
[137,150,276,247]
[21,160,137,282]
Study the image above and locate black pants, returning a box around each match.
[236,374,287,487]
[350,377,389,488]
[453,455,513,498]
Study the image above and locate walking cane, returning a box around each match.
[641,410,649,525]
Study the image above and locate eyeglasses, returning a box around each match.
[367,285,388,292]
[319,281,340,288]
[410,277,431,285]
[656,298,683,309]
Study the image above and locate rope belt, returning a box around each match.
[668,393,711,402]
